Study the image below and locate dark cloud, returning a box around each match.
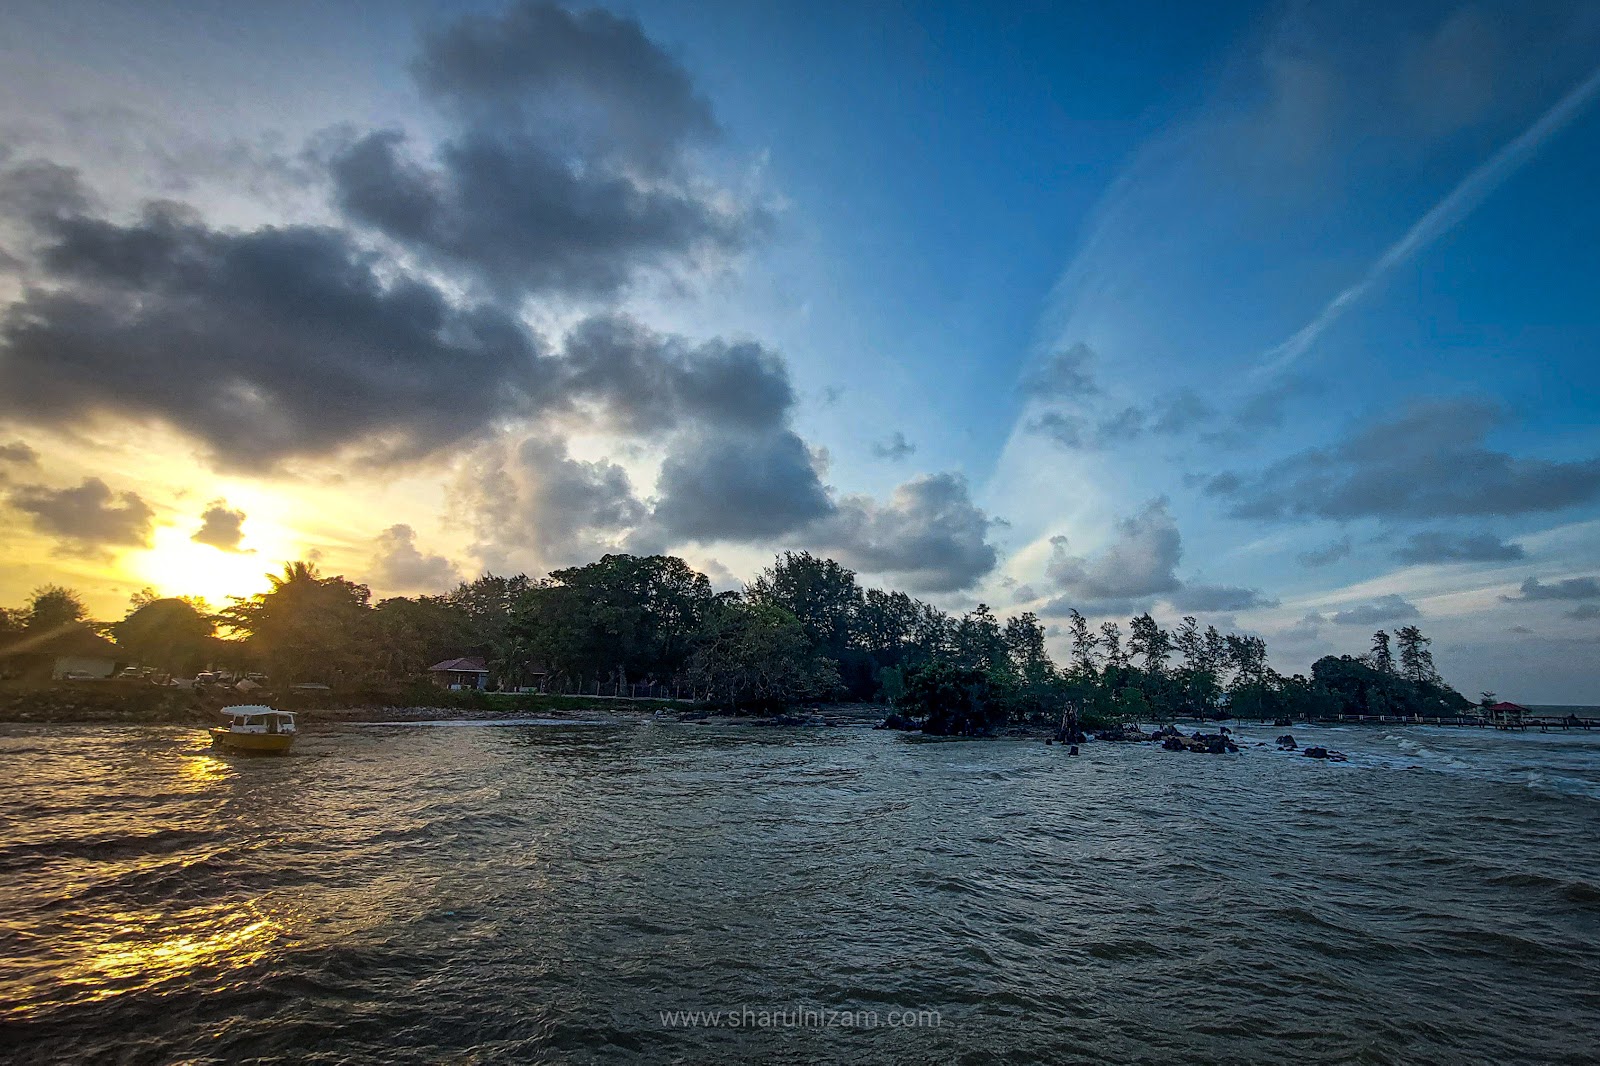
[0,197,547,469]
[1501,576,1600,601]
[1014,583,1037,602]
[192,500,250,552]
[7,476,153,550]
[811,473,997,593]
[330,2,758,298]
[1020,343,1099,399]
[556,314,793,438]
[648,428,832,544]
[1508,624,1534,635]
[870,432,916,461]
[1392,530,1524,564]
[0,440,38,464]
[1568,604,1600,621]
[0,165,796,471]
[1330,594,1421,626]
[1206,400,1600,521]
[1170,584,1279,612]
[1298,535,1352,567]
[369,524,463,592]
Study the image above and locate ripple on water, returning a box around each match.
[1,720,1599,1063]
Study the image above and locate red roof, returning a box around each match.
[428,657,489,674]
[1487,702,1529,712]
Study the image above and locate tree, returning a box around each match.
[511,554,713,689]
[685,597,838,710]
[1128,613,1172,676]
[898,659,1003,736]
[220,562,376,684]
[370,596,477,682]
[1395,625,1440,686]
[1368,630,1395,675]
[953,604,1006,671]
[1099,621,1128,669]
[24,586,88,633]
[746,551,862,662]
[1066,610,1101,674]
[114,598,216,675]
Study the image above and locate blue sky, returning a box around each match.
[2,0,1599,700]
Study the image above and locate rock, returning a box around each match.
[1276,734,1297,750]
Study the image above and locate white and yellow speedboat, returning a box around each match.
[210,705,297,755]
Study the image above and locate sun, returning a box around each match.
[132,524,286,607]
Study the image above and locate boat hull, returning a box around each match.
[209,728,295,755]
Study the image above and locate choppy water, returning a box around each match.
[3,719,1599,1064]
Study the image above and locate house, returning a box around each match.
[428,656,490,691]
[0,624,124,681]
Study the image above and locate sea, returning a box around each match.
[2,716,1598,1064]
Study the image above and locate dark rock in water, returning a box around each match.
[1302,746,1347,761]
[1068,745,1079,756]
[875,712,920,731]
[1095,725,1152,742]
[1274,717,1292,727]
[1162,731,1239,754]
[1277,734,1297,750]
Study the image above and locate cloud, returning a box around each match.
[1298,536,1352,567]
[1170,584,1279,612]
[555,313,795,438]
[1045,498,1183,605]
[1149,390,1214,435]
[1330,594,1421,626]
[1501,576,1600,601]
[1028,387,1214,451]
[1038,498,1274,615]
[1020,343,1099,399]
[811,473,997,593]
[646,427,832,545]
[1027,411,1089,449]
[191,500,250,552]
[0,440,38,464]
[1392,530,1524,564]
[1280,611,1327,642]
[1095,406,1147,444]
[0,195,549,469]
[7,476,154,550]
[1207,400,1600,521]
[1255,60,1600,376]
[871,432,916,461]
[1508,624,1534,635]
[329,1,760,299]
[459,433,646,570]
[369,524,464,593]
[1568,604,1600,621]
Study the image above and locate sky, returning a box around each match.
[3,0,1599,701]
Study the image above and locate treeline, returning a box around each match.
[0,552,1472,728]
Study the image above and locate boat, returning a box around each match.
[210,705,297,755]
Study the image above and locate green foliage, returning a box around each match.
[898,659,1006,736]
[685,597,838,710]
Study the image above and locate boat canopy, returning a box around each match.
[221,705,294,720]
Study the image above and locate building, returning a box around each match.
[428,656,490,691]
[0,624,124,681]
[1486,701,1529,726]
